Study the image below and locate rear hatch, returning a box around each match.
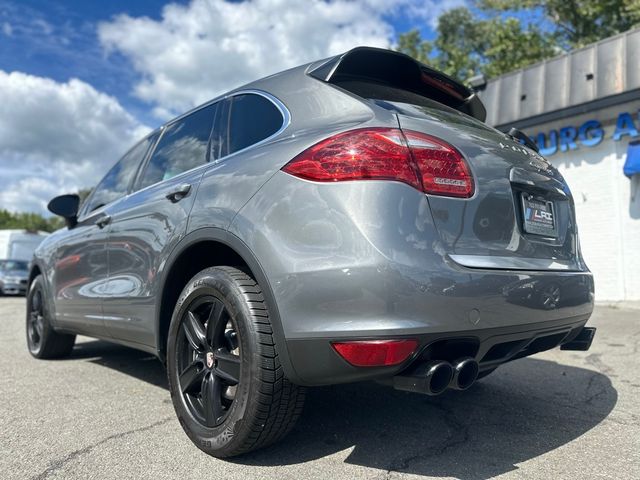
[309,47,584,272]
[396,105,581,271]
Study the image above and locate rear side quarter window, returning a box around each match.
[227,93,284,156]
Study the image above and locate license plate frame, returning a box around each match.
[521,193,558,237]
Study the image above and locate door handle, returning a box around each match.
[165,183,192,203]
[96,215,111,229]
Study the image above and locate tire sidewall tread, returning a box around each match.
[166,266,304,458]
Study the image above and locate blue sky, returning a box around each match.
[0,0,442,126]
[0,0,192,124]
[0,0,460,213]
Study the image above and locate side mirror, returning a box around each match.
[47,194,80,229]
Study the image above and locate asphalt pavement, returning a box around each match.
[1,297,638,479]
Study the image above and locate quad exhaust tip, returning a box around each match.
[393,358,479,395]
[393,360,453,396]
[424,360,454,395]
[449,357,479,391]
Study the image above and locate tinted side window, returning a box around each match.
[227,94,283,155]
[85,136,154,213]
[139,103,217,189]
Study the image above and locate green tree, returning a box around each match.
[431,7,484,81]
[396,7,555,81]
[0,209,64,233]
[396,29,432,64]
[480,0,640,48]
[480,17,557,78]
[0,187,90,233]
[397,0,640,82]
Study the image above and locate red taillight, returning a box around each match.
[282,128,421,189]
[332,339,418,367]
[404,131,474,198]
[282,128,474,198]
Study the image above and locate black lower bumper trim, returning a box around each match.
[560,327,596,351]
[286,314,593,386]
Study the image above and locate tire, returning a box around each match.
[167,266,305,457]
[26,275,75,359]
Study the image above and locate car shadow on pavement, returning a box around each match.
[234,358,617,479]
[69,340,616,480]
[68,340,169,389]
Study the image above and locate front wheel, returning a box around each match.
[26,275,75,359]
[167,266,305,457]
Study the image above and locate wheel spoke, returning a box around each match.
[183,311,207,352]
[32,292,41,313]
[201,372,222,426]
[34,318,43,338]
[180,360,205,394]
[214,350,240,385]
[206,300,224,343]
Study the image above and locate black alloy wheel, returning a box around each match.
[27,287,45,352]
[26,275,75,359]
[167,266,305,457]
[176,295,241,427]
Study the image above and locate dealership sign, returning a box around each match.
[532,111,639,156]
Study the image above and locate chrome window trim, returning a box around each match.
[211,89,291,165]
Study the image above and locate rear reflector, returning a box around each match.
[332,339,418,367]
[282,128,474,198]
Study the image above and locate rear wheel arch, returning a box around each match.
[28,263,42,289]
[155,228,298,382]
[28,262,57,323]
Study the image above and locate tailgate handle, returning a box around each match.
[509,167,567,197]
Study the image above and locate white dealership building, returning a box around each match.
[477,28,640,302]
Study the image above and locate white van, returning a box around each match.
[0,230,48,261]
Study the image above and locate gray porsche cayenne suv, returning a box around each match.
[27,47,595,457]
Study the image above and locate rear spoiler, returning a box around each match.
[308,47,487,123]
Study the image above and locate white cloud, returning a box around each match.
[0,71,149,214]
[98,0,459,119]
[0,0,465,214]
[2,22,12,37]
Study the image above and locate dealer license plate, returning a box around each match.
[521,194,557,237]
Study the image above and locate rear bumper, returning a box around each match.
[286,312,592,386]
[231,175,595,386]
[278,263,594,386]
[0,282,27,295]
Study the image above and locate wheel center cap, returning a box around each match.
[206,351,215,369]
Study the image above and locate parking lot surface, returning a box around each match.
[1,297,638,479]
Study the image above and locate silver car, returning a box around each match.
[0,259,29,295]
[28,47,595,457]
